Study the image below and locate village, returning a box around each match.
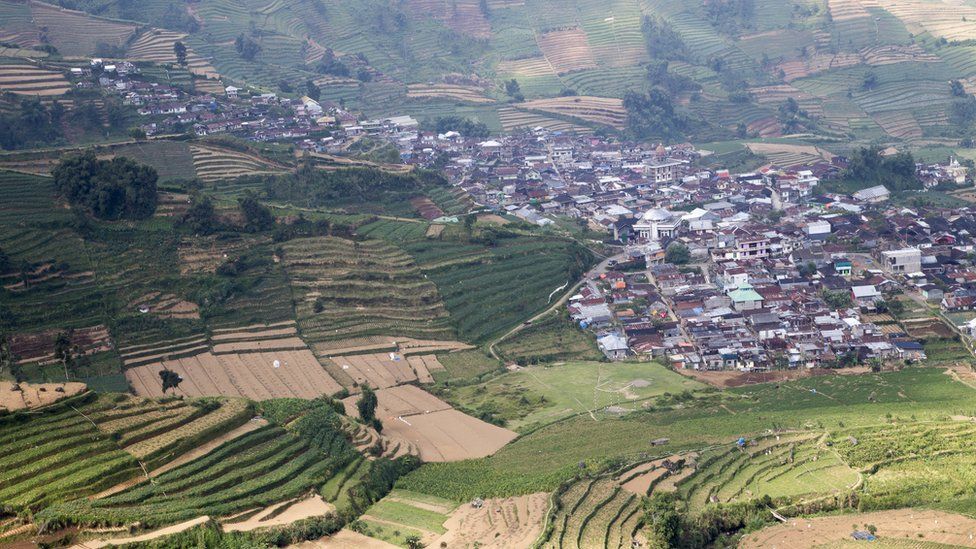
[66,59,976,375]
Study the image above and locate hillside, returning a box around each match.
[3,0,976,142]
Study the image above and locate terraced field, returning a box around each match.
[282,236,456,344]
[127,29,221,80]
[406,84,495,104]
[0,392,252,514]
[518,96,626,129]
[190,144,288,183]
[36,401,358,529]
[537,27,598,74]
[541,477,640,549]
[0,62,70,96]
[29,0,137,57]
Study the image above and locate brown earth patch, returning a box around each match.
[432,493,549,549]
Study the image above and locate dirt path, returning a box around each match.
[288,529,398,548]
[224,495,334,532]
[740,509,976,549]
[93,418,267,499]
[72,516,209,548]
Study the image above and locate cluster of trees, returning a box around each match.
[645,60,698,96]
[842,146,920,192]
[261,166,448,209]
[0,97,63,150]
[235,33,262,60]
[644,492,774,548]
[623,88,687,140]
[179,193,275,235]
[703,0,756,32]
[641,16,687,60]
[420,116,490,138]
[778,97,816,133]
[53,151,158,220]
[504,79,524,102]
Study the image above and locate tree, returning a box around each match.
[0,246,9,273]
[862,71,878,90]
[278,80,294,93]
[665,242,690,264]
[842,146,920,192]
[641,16,687,60]
[822,290,854,309]
[181,195,219,235]
[53,151,158,220]
[54,330,73,381]
[464,214,476,234]
[624,88,686,140]
[404,535,424,549]
[0,334,12,378]
[952,79,968,97]
[306,79,321,102]
[504,79,524,102]
[173,41,187,66]
[159,368,182,393]
[235,33,261,61]
[357,385,378,422]
[238,194,274,232]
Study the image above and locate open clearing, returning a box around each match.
[125,349,343,400]
[444,360,705,430]
[344,385,517,462]
[289,529,398,548]
[741,509,976,548]
[223,495,334,532]
[0,381,86,411]
[432,492,548,549]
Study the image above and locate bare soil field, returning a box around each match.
[289,529,398,549]
[903,317,955,338]
[344,385,516,461]
[676,367,872,388]
[30,0,137,57]
[178,234,270,274]
[327,352,422,389]
[211,336,310,354]
[740,509,976,548]
[537,28,598,74]
[410,197,445,220]
[406,354,444,383]
[125,350,342,400]
[10,325,112,365]
[342,384,452,418]
[431,493,549,549]
[381,409,517,462]
[496,57,554,78]
[0,381,86,411]
[224,495,334,532]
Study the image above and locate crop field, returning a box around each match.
[343,384,517,462]
[357,489,455,546]
[431,492,549,548]
[0,62,70,96]
[108,141,198,182]
[541,477,639,549]
[9,324,112,366]
[282,236,456,344]
[874,0,976,42]
[411,237,592,343]
[0,392,255,514]
[742,509,976,548]
[189,144,287,183]
[400,368,976,501]
[496,57,555,78]
[125,348,343,400]
[517,96,626,129]
[745,142,833,167]
[406,83,495,104]
[496,312,601,363]
[29,0,137,57]
[441,360,705,431]
[127,29,221,79]
[38,405,358,529]
[325,352,434,389]
[497,106,593,133]
[537,28,598,74]
[577,0,646,68]
[0,381,86,411]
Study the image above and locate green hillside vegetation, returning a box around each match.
[9,0,972,143]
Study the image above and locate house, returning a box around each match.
[634,208,681,242]
[597,333,630,361]
[881,248,922,275]
[851,285,881,308]
[727,287,764,311]
[852,185,890,203]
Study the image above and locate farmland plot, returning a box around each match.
[431,492,549,549]
[190,144,287,183]
[537,28,598,74]
[0,381,86,411]
[282,236,456,343]
[518,96,627,129]
[0,63,70,96]
[406,84,495,104]
[29,0,137,57]
[125,348,343,400]
[344,385,517,462]
[128,29,221,79]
